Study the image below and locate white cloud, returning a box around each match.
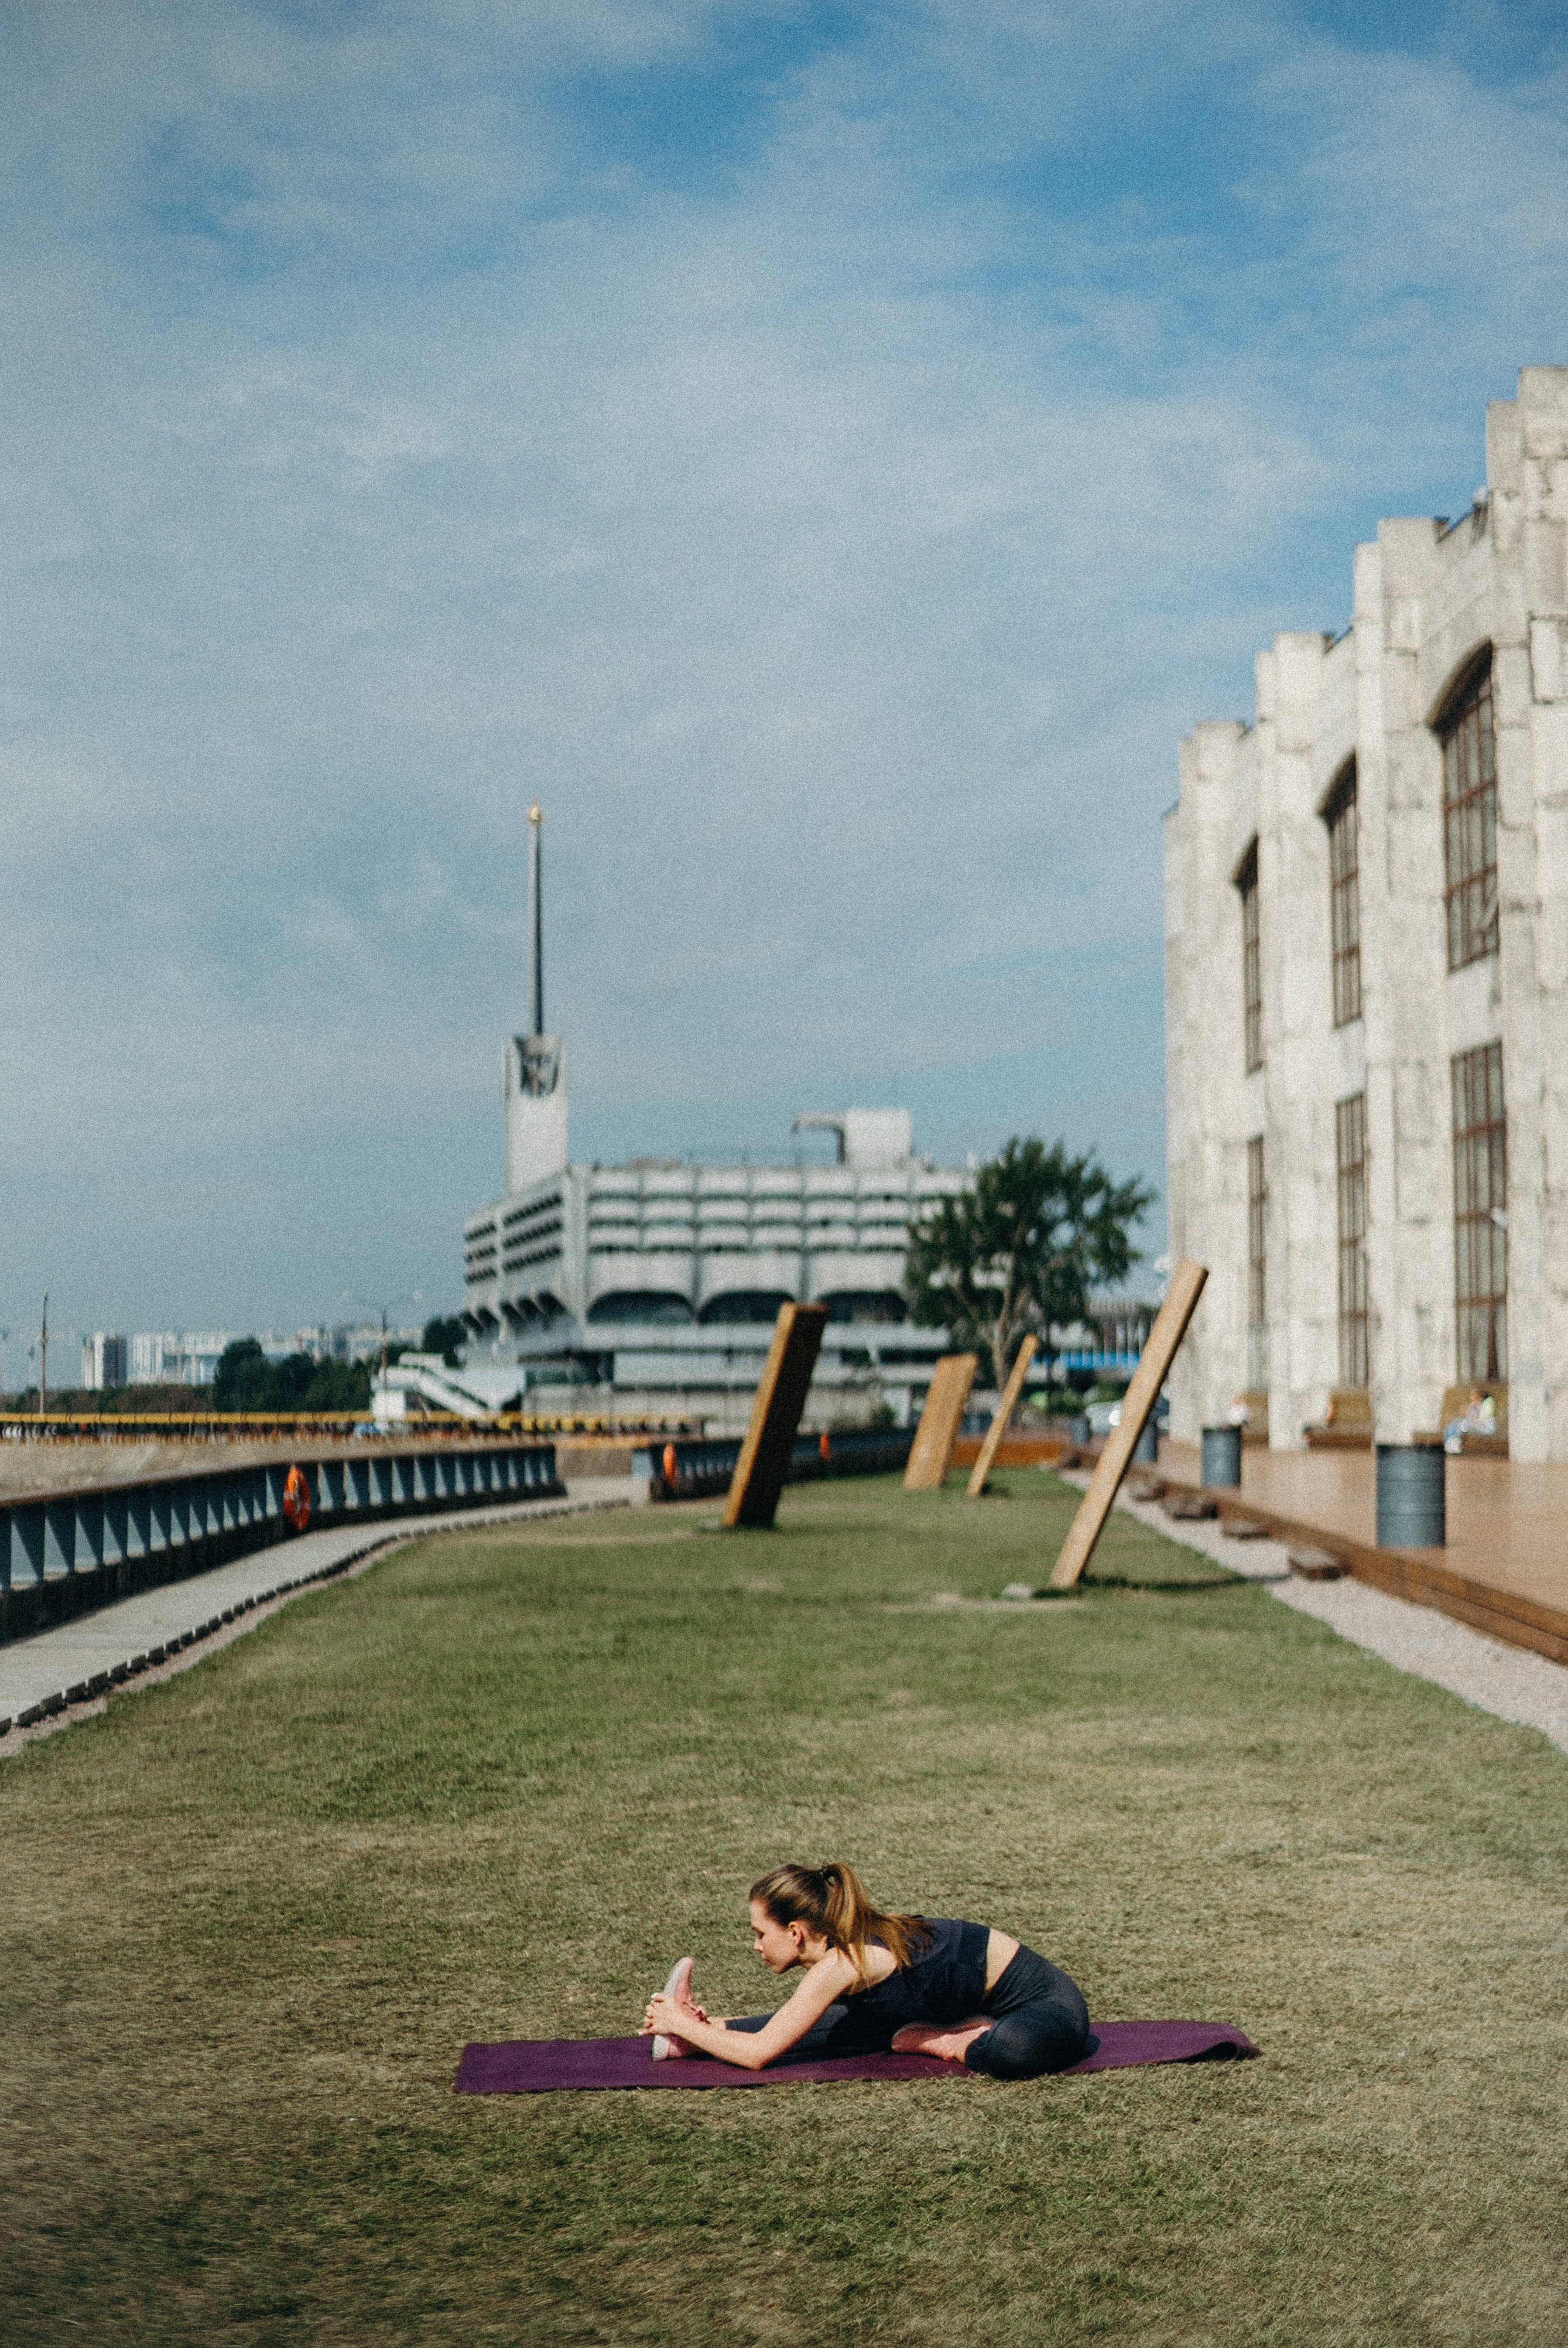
[1,0,1566,1332]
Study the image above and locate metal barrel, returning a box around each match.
[1200,1424,1242,1487]
[1132,1417,1159,1465]
[1376,1443,1446,1547]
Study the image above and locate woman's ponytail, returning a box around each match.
[750,1861,927,1982]
[819,1862,871,1959]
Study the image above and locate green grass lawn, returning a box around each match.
[2,1471,1565,2346]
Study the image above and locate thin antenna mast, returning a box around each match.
[527,801,544,1038]
[39,1293,47,1420]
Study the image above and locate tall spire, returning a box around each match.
[527,801,544,1038]
[506,799,569,1192]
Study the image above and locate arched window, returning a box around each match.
[698,1290,794,1325]
[1438,655,1498,970]
[586,1292,693,1327]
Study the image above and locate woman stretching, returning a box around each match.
[641,1862,1094,2082]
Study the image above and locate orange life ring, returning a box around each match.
[283,1463,311,1531]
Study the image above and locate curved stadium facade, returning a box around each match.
[462,1105,968,1407]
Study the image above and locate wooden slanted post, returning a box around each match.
[722,1303,829,1529]
[902,1353,979,1491]
[965,1334,1039,1498]
[1047,1260,1208,1590]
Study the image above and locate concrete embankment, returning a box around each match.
[0,1479,632,1754]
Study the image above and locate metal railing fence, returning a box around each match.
[0,1441,563,1647]
[637,1424,914,1503]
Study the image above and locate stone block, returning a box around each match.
[1524,518,1568,616]
[1520,368,1568,460]
[1487,396,1524,493]
[1532,703,1568,806]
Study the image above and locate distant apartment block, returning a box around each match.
[272,1323,422,1366]
[80,1332,128,1390]
[118,1324,420,1390]
[1165,364,1568,1461]
[129,1332,232,1387]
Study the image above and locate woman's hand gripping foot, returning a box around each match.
[645,1957,708,2059]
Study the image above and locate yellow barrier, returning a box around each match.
[0,1409,701,1442]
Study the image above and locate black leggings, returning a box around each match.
[964,1944,1095,2079]
[725,1944,1095,2081]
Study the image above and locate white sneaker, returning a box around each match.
[651,1956,695,2059]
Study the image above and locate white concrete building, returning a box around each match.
[80,1333,128,1390]
[464,1100,969,1405]
[261,1324,423,1367]
[1165,364,1568,1461]
[461,807,969,1405]
[128,1332,233,1387]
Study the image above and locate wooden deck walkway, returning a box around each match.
[1158,1441,1568,1667]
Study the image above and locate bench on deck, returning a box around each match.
[1415,1383,1509,1458]
[1304,1389,1372,1450]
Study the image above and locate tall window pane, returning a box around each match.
[1247,1134,1268,1389]
[1452,1042,1507,1382]
[1335,1092,1368,1388]
[1325,766,1361,1027]
[1440,659,1498,972]
[1238,842,1262,1074]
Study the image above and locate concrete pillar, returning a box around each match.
[1259,630,1339,1447]
[1165,720,1253,1442]
[1361,518,1454,1443]
[1514,372,1568,1457]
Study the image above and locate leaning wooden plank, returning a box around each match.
[722,1303,830,1529]
[966,1334,1039,1498]
[1047,1260,1208,1590]
[902,1354,979,1491]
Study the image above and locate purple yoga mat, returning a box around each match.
[453,2019,1258,2094]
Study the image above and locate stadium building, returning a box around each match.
[453,811,967,1416]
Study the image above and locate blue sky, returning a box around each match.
[4,0,1567,1346]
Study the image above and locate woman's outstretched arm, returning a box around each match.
[642,1950,856,2070]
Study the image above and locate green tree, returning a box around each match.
[300,1358,373,1412]
[905,1137,1155,1392]
[211,1342,372,1415]
[422,1315,467,1368]
[213,1338,274,1412]
[269,1354,320,1409]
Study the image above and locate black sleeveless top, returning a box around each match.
[844,1917,990,2032]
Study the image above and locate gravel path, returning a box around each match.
[1066,1471,1568,1757]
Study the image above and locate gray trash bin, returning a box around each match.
[1376,1443,1445,1547]
[1200,1424,1242,1488]
[1132,1417,1159,1464]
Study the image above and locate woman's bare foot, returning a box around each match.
[891,2018,990,2063]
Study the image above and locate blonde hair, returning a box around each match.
[749,1862,929,1984]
